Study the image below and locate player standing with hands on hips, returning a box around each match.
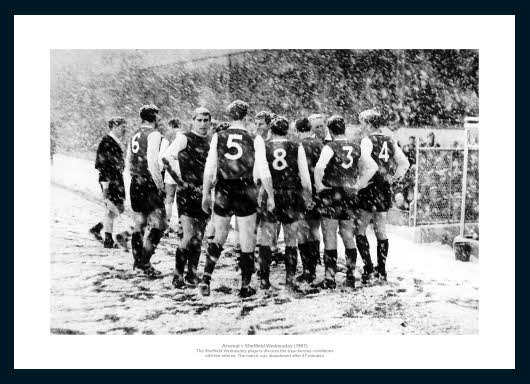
[355,109,410,282]
[314,116,378,289]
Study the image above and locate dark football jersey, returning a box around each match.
[129,127,156,176]
[95,135,125,183]
[322,139,361,188]
[367,134,396,183]
[178,132,210,187]
[216,128,255,181]
[300,137,324,195]
[265,139,302,190]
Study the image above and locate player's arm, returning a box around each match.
[147,131,164,191]
[314,145,334,193]
[254,135,275,211]
[158,137,169,171]
[297,144,312,204]
[95,139,111,181]
[161,133,187,184]
[125,138,132,173]
[392,140,410,181]
[355,138,378,190]
[202,133,218,213]
[95,139,112,196]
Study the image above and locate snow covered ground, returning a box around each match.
[50,154,479,335]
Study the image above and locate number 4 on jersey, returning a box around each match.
[378,141,390,162]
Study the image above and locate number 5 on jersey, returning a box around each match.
[225,134,243,160]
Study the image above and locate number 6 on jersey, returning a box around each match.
[131,132,141,154]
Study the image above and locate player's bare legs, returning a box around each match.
[297,218,321,283]
[164,183,178,236]
[131,213,147,271]
[174,215,207,288]
[372,212,389,280]
[229,218,243,272]
[103,210,116,234]
[355,208,376,283]
[101,208,118,248]
[204,192,216,244]
[318,217,339,289]
[199,214,231,296]
[237,213,258,295]
[137,208,167,276]
[282,221,300,290]
[338,219,357,287]
[257,220,277,289]
[297,219,311,280]
[317,217,357,289]
[205,214,215,243]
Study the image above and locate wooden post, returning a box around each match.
[412,136,420,226]
[460,127,469,237]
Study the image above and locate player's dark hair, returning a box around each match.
[108,117,126,129]
[215,122,230,133]
[364,114,382,129]
[270,117,289,136]
[140,104,160,123]
[295,117,311,133]
[168,118,181,129]
[255,111,271,125]
[327,116,346,136]
[227,100,249,121]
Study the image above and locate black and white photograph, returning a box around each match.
[14,14,515,369]
[50,48,479,335]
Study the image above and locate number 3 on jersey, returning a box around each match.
[378,141,389,162]
[272,148,287,170]
[225,134,243,160]
[131,132,141,154]
[341,146,353,169]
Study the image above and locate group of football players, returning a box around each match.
[90,100,410,298]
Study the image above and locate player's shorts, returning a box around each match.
[130,175,165,215]
[355,208,387,227]
[214,179,258,218]
[176,184,209,220]
[303,192,322,221]
[261,188,305,224]
[100,179,125,206]
[318,187,356,220]
[356,180,392,213]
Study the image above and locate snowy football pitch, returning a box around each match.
[50,155,479,335]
